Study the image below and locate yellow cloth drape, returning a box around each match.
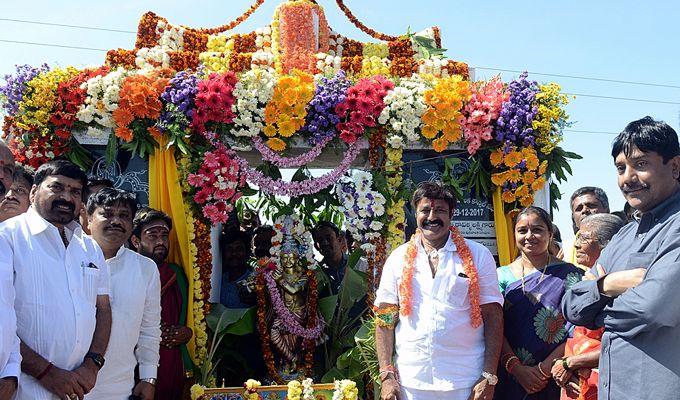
[492,186,517,266]
[148,137,196,361]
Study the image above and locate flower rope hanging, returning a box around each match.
[334,0,398,41]
[237,142,360,197]
[251,135,334,168]
[180,0,265,35]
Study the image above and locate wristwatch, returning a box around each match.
[141,378,157,386]
[481,371,498,386]
[84,352,105,370]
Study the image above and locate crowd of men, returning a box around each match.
[1,115,680,400]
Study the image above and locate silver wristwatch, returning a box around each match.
[481,371,498,386]
[141,378,157,386]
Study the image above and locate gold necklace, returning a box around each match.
[520,253,551,294]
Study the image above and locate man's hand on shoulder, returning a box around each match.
[0,377,18,399]
[599,268,646,297]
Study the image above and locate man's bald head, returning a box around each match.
[0,140,15,197]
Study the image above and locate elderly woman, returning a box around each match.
[552,213,625,400]
[496,207,583,400]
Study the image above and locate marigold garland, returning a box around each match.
[276,0,330,74]
[334,0,398,41]
[184,0,265,35]
[399,227,482,327]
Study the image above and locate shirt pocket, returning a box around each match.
[82,267,100,303]
[626,252,655,272]
[447,275,470,309]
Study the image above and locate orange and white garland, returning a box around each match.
[399,226,482,327]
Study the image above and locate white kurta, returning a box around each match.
[375,235,503,392]
[0,207,110,400]
[0,225,20,381]
[86,247,161,400]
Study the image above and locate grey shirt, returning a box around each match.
[561,188,680,400]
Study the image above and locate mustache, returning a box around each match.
[153,245,168,253]
[105,224,125,232]
[622,184,649,193]
[423,219,444,227]
[52,200,75,212]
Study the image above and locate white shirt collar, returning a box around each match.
[418,231,457,254]
[26,206,83,239]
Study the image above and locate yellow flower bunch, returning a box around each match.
[333,379,359,400]
[421,75,471,152]
[385,146,406,252]
[491,145,548,206]
[532,83,570,155]
[262,69,315,150]
[199,36,234,73]
[185,209,209,366]
[15,66,79,135]
[244,379,261,400]
[190,384,205,400]
[363,42,389,58]
[287,380,303,400]
[359,56,391,77]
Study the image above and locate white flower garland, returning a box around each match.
[336,171,386,253]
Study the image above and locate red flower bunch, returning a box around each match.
[51,66,110,139]
[9,134,67,171]
[113,71,169,142]
[186,144,245,225]
[335,76,394,144]
[191,72,237,136]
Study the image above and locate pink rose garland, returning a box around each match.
[238,142,360,197]
[252,134,334,168]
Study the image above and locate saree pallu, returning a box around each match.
[560,327,603,400]
[496,263,583,400]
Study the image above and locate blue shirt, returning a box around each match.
[561,188,680,400]
[219,270,251,309]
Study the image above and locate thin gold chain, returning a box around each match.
[520,253,551,294]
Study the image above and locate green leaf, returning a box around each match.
[105,133,118,165]
[206,305,255,336]
[318,295,339,324]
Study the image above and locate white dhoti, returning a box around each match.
[401,386,472,400]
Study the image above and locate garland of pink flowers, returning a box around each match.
[263,271,325,340]
[237,142,360,197]
[252,135,334,168]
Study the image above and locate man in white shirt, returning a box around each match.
[375,181,504,400]
[85,188,161,400]
[0,160,112,400]
[0,139,20,399]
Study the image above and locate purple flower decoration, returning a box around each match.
[0,64,49,114]
[495,72,539,147]
[302,71,351,145]
[158,71,199,133]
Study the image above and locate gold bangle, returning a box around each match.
[537,362,550,379]
[504,356,519,372]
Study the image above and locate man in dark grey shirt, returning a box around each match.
[562,116,680,400]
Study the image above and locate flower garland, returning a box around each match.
[399,227,482,327]
[491,144,547,206]
[187,144,245,224]
[462,76,507,155]
[332,379,359,400]
[335,76,394,144]
[252,135,332,168]
[302,71,350,145]
[495,72,539,147]
[421,75,471,152]
[113,71,170,142]
[199,34,234,73]
[385,146,405,253]
[335,171,387,254]
[185,0,265,35]
[7,134,66,172]
[238,142,360,197]
[187,211,211,365]
[378,77,428,148]
[270,213,316,268]
[231,68,276,144]
[532,83,570,155]
[334,0,398,42]
[276,0,330,74]
[262,70,315,151]
[263,271,325,340]
[191,72,238,136]
[287,378,315,400]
